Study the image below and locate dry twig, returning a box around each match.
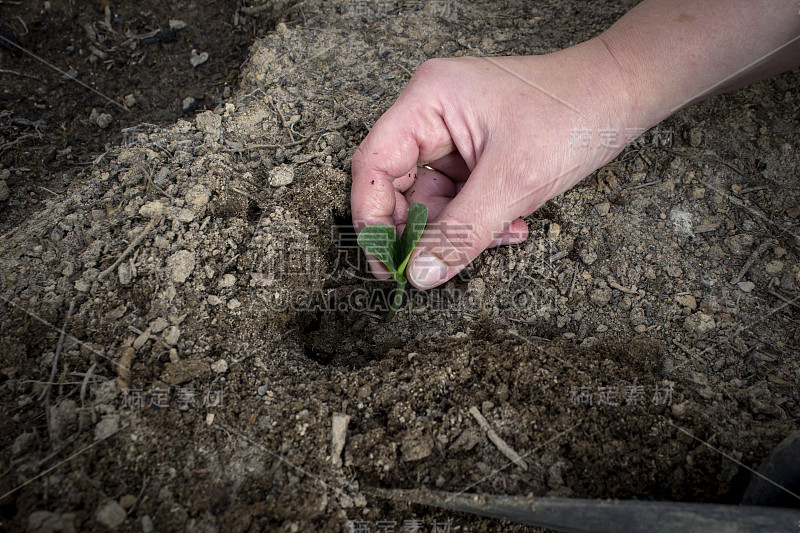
[40,300,76,406]
[469,406,528,471]
[731,239,774,285]
[0,68,39,79]
[98,216,161,280]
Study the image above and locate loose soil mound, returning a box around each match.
[1,1,799,531]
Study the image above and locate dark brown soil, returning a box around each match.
[0,0,267,231]
[0,1,798,532]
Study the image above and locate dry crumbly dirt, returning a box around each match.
[0,0,269,231]
[1,1,799,532]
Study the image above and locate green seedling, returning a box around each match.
[357,203,429,322]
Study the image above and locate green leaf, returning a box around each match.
[355,203,429,322]
[396,203,429,278]
[356,225,398,273]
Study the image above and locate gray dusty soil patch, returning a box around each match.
[1,1,799,532]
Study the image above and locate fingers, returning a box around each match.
[425,151,471,181]
[406,153,528,289]
[351,97,453,234]
[351,72,457,279]
[364,189,410,280]
[489,218,529,247]
[405,167,455,221]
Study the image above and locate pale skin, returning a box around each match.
[351,0,800,289]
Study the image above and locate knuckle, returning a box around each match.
[411,58,455,91]
[414,58,446,78]
[351,146,366,174]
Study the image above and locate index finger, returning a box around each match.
[350,95,454,235]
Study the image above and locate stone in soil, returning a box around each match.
[167,250,195,283]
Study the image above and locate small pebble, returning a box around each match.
[90,109,112,129]
[219,273,236,288]
[96,500,126,529]
[167,250,195,284]
[590,288,612,307]
[688,127,703,147]
[684,312,716,334]
[150,317,169,334]
[580,336,599,348]
[671,402,688,418]
[666,264,683,278]
[725,234,754,256]
[133,327,151,350]
[401,433,433,462]
[139,200,165,218]
[269,165,295,187]
[186,184,210,208]
[94,415,120,441]
[154,167,170,187]
[765,260,784,276]
[211,359,228,373]
[579,248,598,266]
[737,281,755,293]
[12,432,35,457]
[119,494,137,509]
[190,49,209,67]
[547,222,561,241]
[97,113,113,128]
[89,108,112,129]
[163,325,181,345]
[182,97,198,113]
[118,263,133,285]
[669,210,693,236]
[195,110,221,134]
[629,307,645,326]
[169,19,187,31]
[675,294,697,309]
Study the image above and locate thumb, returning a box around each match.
[406,158,529,289]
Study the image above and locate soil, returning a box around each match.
[0,0,272,232]
[1,1,799,532]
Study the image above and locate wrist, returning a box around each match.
[535,37,657,167]
[590,0,800,132]
[575,34,665,136]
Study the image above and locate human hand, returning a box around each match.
[352,0,800,291]
[351,40,643,289]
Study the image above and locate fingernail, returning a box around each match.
[409,253,448,289]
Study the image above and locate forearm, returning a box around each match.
[598,0,800,128]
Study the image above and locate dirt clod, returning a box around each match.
[1,1,798,532]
